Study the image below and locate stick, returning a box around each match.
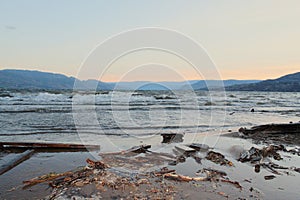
[163,173,207,182]
[221,179,242,189]
[23,171,73,188]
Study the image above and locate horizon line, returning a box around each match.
[2,67,299,83]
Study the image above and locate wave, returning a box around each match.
[0,91,299,142]
[154,95,176,100]
[0,92,13,98]
[0,108,72,113]
[0,131,127,136]
[98,124,209,130]
[0,130,77,136]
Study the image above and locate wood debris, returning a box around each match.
[206,151,234,166]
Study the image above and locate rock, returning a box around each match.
[74,181,85,187]
[239,123,300,135]
[254,164,260,173]
[238,147,261,163]
[294,168,300,173]
[264,175,276,180]
[161,133,184,143]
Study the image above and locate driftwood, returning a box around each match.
[23,159,101,189]
[163,173,207,182]
[175,145,196,155]
[206,151,234,166]
[188,143,210,151]
[126,144,151,153]
[0,150,35,175]
[220,179,242,189]
[0,142,99,175]
[23,171,73,188]
[154,168,176,176]
[170,146,202,165]
[0,142,100,150]
[239,123,300,135]
[99,144,152,156]
[86,158,109,169]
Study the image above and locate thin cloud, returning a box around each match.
[5,25,16,30]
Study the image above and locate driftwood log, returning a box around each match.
[0,142,100,150]
[0,142,100,175]
[0,150,35,175]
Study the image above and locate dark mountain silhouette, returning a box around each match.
[226,72,300,92]
[113,81,197,90]
[0,69,299,92]
[0,69,112,90]
[184,80,259,90]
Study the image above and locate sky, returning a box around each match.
[0,0,299,82]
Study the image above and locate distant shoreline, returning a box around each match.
[4,68,298,92]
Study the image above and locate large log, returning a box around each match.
[239,123,300,135]
[0,142,100,150]
[0,150,35,175]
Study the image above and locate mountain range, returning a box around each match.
[0,69,112,90]
[226,72,300,92]
[0,69,299,92]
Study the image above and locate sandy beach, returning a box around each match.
[1,129,299,200]
[1,0,300,199]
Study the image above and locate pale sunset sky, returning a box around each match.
[0,0,299,82]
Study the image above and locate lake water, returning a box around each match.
[0,90,299,144]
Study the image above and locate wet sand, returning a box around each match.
[0,131,299,200]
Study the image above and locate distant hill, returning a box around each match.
[1,69,298,92]
[113,81,197,90]
[0,69,112,90]
[226,72,300,92]
[183,80,260,90]
[136,83,171,91]
[0,69,197,91]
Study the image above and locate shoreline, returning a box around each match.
[0,130,299,199]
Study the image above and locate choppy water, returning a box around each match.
[0,90,299,143]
